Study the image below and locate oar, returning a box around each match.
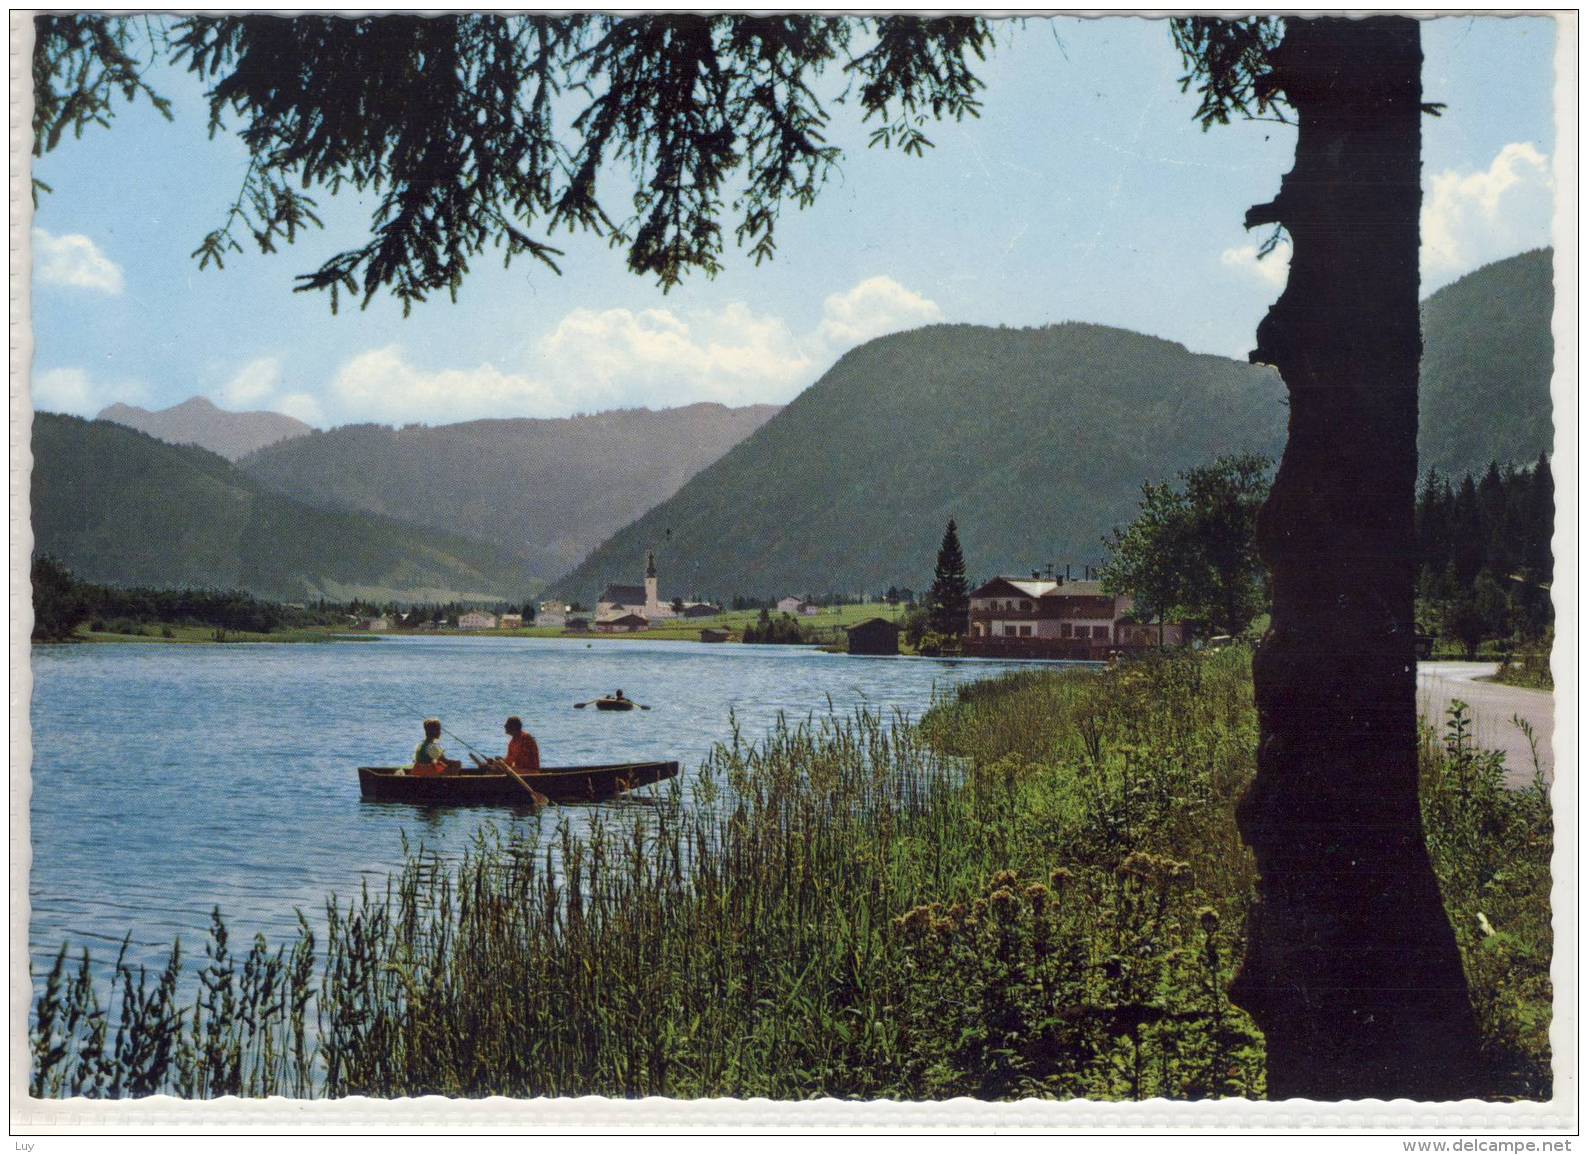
[470,753,550,808]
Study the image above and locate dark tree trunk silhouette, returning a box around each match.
[1230,16,1483,1099]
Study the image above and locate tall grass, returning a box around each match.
[30,649,1550,1099]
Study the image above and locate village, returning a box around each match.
[343,548,1190,663]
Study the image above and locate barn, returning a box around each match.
[846,617,900,656]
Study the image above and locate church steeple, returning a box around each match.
[644,549,660,617]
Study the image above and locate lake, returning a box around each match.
[29,636,1061,979]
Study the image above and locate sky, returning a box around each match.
[29,15,1560,428]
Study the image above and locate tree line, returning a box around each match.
[1094,452,1554,656]
[28,557,538,642]
[1416,453,1554,655]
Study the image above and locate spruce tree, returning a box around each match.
[927,518,969,636]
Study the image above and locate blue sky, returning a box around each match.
[30,15,1559,427]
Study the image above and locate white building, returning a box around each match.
[457,611,498,630]
[777,596,819,616]
[598,550,674,623]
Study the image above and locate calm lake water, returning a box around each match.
[29,636,1058,978]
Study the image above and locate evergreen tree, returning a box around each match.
[926,518,969,636]
[30,555,89,642]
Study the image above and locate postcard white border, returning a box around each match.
[7,7,1579,1134]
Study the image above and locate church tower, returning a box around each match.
[644,549,660,618]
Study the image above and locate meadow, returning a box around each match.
[29,649,1551,1100]
[497,602,905,645]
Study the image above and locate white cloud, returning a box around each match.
[1422,143,1553,282]
[33,228,124,295]
[276,391,326,426]
[32,367,97,413]
[1219,239,1292,289]
[219,357,282,408]
[538,302,815,408]
[314,275,944,424]
[816,276,944,348]
[32,366,145,416]
[331,346,563,424]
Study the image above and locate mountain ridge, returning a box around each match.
[98,396,313,461]
[32,413,541,603]
[550,249,1555,602]
[237,401,781,578]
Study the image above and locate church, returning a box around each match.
[596,550,673,624]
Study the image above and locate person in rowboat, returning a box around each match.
[503,715,541,773]
[410,718,451,778]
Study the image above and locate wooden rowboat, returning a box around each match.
[594,697,636,711]
[358,760,678,805]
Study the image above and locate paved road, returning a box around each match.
[1417,661,1555,786]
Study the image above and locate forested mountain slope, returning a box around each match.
[32,413,540,603]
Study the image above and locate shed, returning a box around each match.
[846,617,900,656]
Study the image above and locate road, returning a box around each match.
[1416,661,1555,786]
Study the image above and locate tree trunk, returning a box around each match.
[1230,16,1483,1099]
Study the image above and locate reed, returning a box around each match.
[29,649,1551,1099]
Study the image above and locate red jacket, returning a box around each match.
[507,732,541,772]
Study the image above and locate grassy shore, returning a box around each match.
[392,603,906,645]
[30,649,1550,1100]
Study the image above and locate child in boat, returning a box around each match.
[504,716,541,773]
[409,718,450,777]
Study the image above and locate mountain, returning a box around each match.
[31,413,540,603]
[97,396,313,460]
[1419,248,1554,478]
[237,403,780,578]
[549,323,1290,602]
[552,252,1556,602]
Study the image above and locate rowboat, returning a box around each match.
[358,760,678,805]
[594,697,636,711]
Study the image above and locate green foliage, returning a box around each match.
[1417,454,1553,653]
[1421,703,1554,1099]
[741,608,813,645]
[1100,479,1197,629]
[30,554,90,641]
[30,14,172,191]
[926,517,969,636]
[1492,641,1553,691]
[1169,18,1286,129]
[1102,454,1269,636]
[31,413,541,603]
